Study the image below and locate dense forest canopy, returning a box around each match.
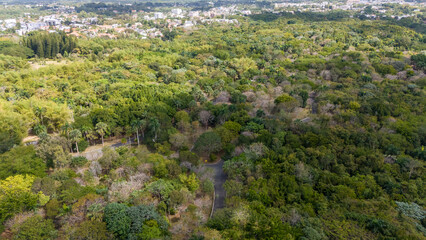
[0,9,425,240]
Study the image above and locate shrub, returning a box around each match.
[274,94,299,111]
[77,139,89,152]
[138,219,163,240]
[207,209,234,231]
[50,168,77,181]
[12,215,57,240]
[411,53,426,70]
[72,220,111,240]
[179,173,200,192]
[210,153,217,162]
[104,203,131,239]
[104,203,168,240]
[0,175,48,224]
[374,63,397,75]
[32,177,56,196]
[193,131,222,156]
[179,151,200,166]
[59,180,96,204]
[396,201,426,220]
[45,199,60,219]
[126,204,168,239]
[201,179,214,195]
[275,94,296,104]
[0,146,46,179]
[71,156,88,168]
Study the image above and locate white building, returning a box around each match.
[154,12,165,19]
[16,21,48,35]
[171,8,183,15]
[183,20,195,28]
[188,11,200,18]
[4,19,17,29]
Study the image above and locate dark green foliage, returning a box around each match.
[104,203,168,240]
[23,32,76,59]
[126,204,168,239]
[32,177,56,196]
[70,156,88,168]
[206,209,234,231]
[0,116,26,154]
[104,203,131,239]
[58,179,96,203]
[162,29,180,41]
[0,146,46,179]
[411,53,426,71]
[346,213,396,236]
[179,150,200,166]
[193,131,222,156]
[201,179,214,195]
[0,41,34,58]
[77,139,89,153]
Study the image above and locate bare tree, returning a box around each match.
[199,110,213,129]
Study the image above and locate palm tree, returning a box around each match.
[149,118,160,142]
[81,125,92,140]
[124,125,133,145]
[34,106,47,125]
[131,119,144,146]
[139,119,147,139]
[33,124,47,136]
[69,129,82,154]
[96,122,108,146]
[86,129,98,145]
[61,122,72,138]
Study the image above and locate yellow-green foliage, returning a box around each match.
[0,175,49,223]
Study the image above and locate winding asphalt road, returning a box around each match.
[81,138,228,215]
[205,160,227,213]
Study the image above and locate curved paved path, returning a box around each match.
[80,139,228,215]
[205,160,227,213]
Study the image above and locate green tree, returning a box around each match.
[411,53,426,70]
[149,118,160,142]
[169,132,189,150]
[193,131,222,156]
[0,146,46,179]
[179,173,200,192]
[34,106,47,125]
[0,112,26,154]
[104,203,131,239]
[0,175,49,223]
[12,215,56,240]
[96,122,109,146]
[131,119,144,146]
[36,136,71,168]
[69,129,82,153]
[72,220,111,240]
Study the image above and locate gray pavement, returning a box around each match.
[205,160,227,212]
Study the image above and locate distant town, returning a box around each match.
[0,0,425,39]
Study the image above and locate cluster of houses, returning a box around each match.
[0,1,423,39]
[0,5,251,39]
[274,0,424,17]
